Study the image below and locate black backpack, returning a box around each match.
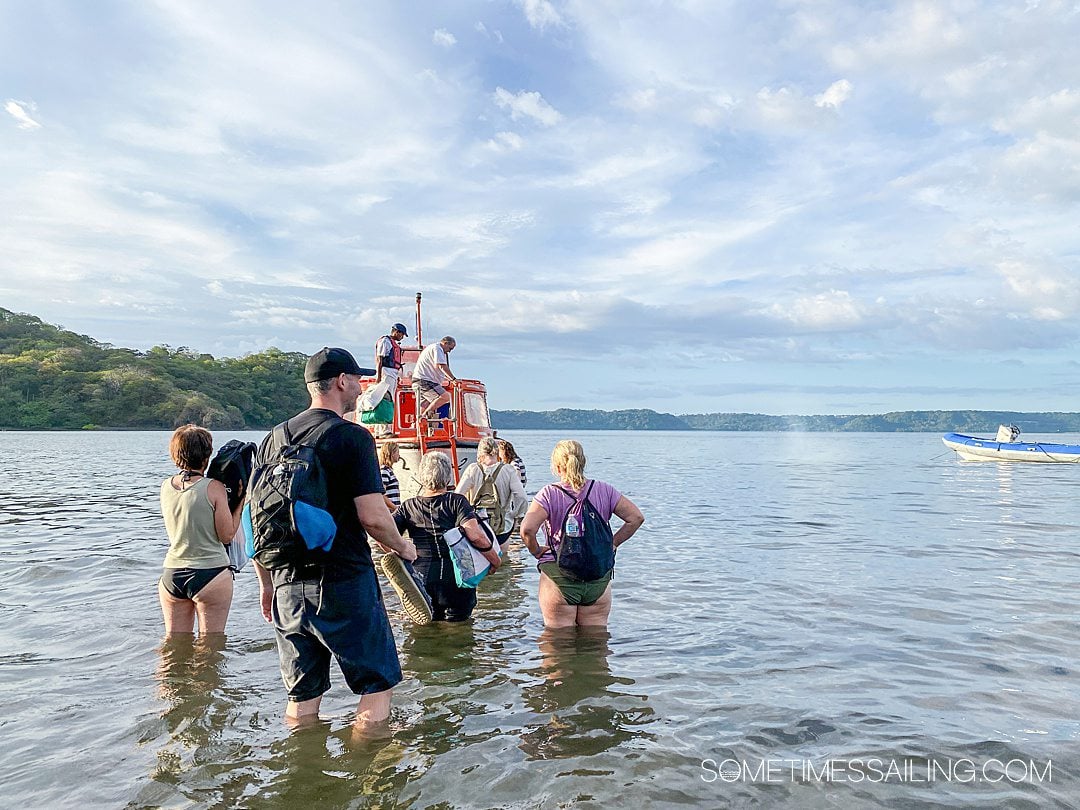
[555,480,615,582]
[206,440,257,512]
[244,419,338,570]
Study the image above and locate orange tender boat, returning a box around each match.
[348,293,496,499]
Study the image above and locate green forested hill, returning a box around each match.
[0,308,308,429]
[5,307,1080,432]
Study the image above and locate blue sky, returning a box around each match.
[3,1,1080,415]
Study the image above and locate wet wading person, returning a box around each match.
[158,425,245,635]
[520,440,645,628]
[252,348,417,731]
[456,436,527,546]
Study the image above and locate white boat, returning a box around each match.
[942,425,1080,463]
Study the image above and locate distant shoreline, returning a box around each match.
[4,409,1080,434]
[487,409,1080,434]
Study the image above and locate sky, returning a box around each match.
[3,0,1080,416]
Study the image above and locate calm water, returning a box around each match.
[1,430,1079,808]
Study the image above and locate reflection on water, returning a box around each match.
[155,634,228,729]
[3,430,1080,807]
[520,627,654,762]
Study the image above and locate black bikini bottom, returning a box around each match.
[161,566,230,600]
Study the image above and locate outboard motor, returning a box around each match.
[995,424,1021,443]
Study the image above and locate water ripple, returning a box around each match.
[1,430,1078,806]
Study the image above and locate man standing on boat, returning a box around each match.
[412,335,457,422]
[366,322,408,438]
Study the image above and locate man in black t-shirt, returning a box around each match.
[253,347,417,733]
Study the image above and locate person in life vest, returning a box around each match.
[365,322,408,438]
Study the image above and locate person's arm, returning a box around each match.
[371,505,406,557]
[356,493,416,561]
[208,479,243,543]
[506,468,528,519]
[461,517,501,569]
[454,465,478,499]
[438,347,456,382]
[254,561,274,623]
[520,500,549,559]
[374,337,387,383]
[611,495,644,548]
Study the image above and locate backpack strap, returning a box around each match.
[552,480,592,537]
[555,479,592,505]
[276,415,340,451]
[273,422,290,449]
[481,462,504,488]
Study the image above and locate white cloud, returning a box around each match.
[485,131,525,152]
[770,290,868,330]
[996,258,1080,319]
[516,0,564,31]
[432,28,456,48]
[475,21,504,43]
[815,79,852,109]
[4,99,41,130]
[493,87,562,126]
[994,89,1080,139]
[614,88,658,112]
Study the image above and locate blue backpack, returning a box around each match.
[242,419,338,569]
[555,480,615,582]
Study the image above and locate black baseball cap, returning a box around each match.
[391,322,409,336]
[304,347,364,382]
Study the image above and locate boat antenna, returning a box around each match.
[415,292,423,347]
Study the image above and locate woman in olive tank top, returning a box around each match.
[159,425,244,634]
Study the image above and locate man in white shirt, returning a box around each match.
[411,336,457,421]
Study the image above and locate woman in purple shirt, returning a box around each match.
[521,440,645,628]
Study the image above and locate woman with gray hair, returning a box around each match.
[392,451,501,621]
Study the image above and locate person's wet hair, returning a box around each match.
[170,424,213,472]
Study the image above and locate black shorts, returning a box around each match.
[271,567,402,702]
[413,553,477,622]
[161,566,230,600]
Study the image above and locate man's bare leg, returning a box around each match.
[285,696,322,727]
[351,688,394,739]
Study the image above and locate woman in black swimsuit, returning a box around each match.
[158,425,244,635]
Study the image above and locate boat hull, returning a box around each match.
[389,442,479,501]
[942,433,1080,463]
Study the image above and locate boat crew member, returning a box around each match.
[412,336,457,422]
[369,322,408,438]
